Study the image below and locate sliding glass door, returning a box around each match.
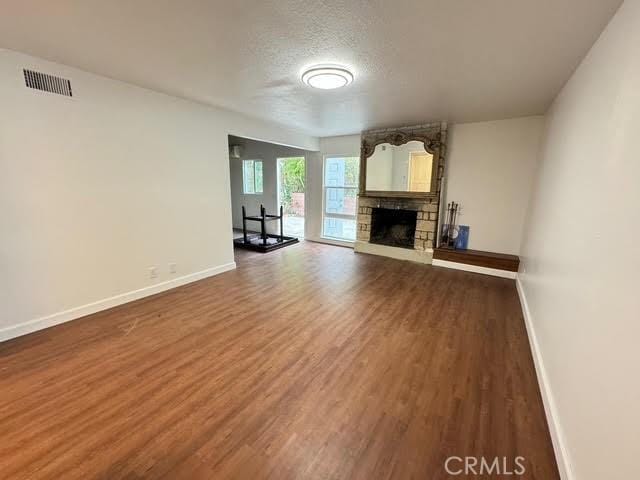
[322,156,359,242]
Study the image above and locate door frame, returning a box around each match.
[277,156,306,239]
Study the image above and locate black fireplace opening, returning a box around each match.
[369,208,417,249]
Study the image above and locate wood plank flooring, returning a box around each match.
[0,242,559,479]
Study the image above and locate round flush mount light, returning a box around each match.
[301,66,354,90]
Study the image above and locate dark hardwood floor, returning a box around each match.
[0,242,558,479]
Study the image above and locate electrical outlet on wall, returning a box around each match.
[169,263,177,274]
[149,266,158,279]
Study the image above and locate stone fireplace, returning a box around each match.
[354,122,446,264]
[356,197,439,262]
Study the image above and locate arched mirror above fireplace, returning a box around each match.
[359,124,445,198]
[365,142,434,193]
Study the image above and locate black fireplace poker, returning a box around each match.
[441,201,459,249]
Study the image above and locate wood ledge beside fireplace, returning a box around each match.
[433,247,520,276]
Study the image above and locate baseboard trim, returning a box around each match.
[516,276,573,480]
[432,259,517,279]
[0,262,237,343]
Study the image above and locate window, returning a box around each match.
[322,156,359,241]
[242,160,263,194]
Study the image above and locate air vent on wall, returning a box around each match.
[23,69,73,97]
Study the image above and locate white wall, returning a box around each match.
[0,49,317,340]
[306,135,361,243]
[445,116,544,254]
[228,136,311,234]
[518,1,638,479]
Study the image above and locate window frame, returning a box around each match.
[321,155,360,242]
[242,159,263,194]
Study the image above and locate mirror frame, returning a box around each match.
[359,125,444,198]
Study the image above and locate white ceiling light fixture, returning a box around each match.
[302,65,354,90]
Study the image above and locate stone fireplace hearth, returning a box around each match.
[358,199,438,251]
[356,196,439,263]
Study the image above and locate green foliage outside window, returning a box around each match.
[279,157,305,214]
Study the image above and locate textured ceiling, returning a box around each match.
[0,0,623,137]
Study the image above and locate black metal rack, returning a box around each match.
[234,205,299,253]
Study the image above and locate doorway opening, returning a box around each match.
[277,157,305,238]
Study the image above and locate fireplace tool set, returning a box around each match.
[441,202,459,249]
